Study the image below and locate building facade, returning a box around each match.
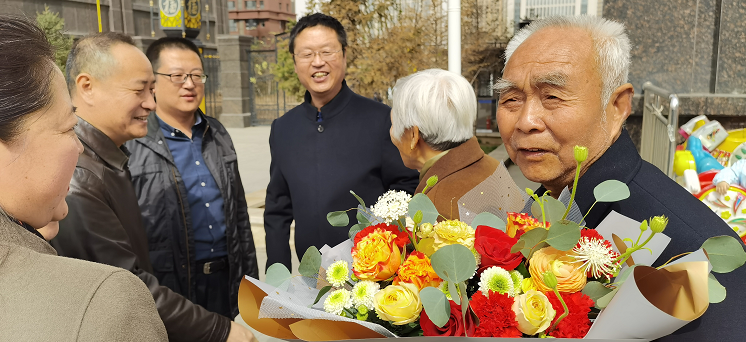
[506,0,604,34]
[227,0,295,38]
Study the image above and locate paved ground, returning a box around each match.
[226,126,536,341]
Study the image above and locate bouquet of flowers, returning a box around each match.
[240,146,746,341]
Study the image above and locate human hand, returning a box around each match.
[226,321,258,342]
[717,181,730,196]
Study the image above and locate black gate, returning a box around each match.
[203,54,221,117]
[246,47,291,125]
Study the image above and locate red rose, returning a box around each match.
[547,292,595,338]
[475,225,524,272]
[470,291,522,337]
[421,300,476,337]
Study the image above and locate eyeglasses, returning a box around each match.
[155,72,208,84]
[293,49,342,62]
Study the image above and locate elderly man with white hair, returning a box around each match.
[390,69,524,221]
[496,15,744,341]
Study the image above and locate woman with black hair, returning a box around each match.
[0,16,167,341]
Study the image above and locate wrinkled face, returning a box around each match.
[153,48,205,115]
[92,43,156,145]
[497,27,625,191]
[0,68,83,229]
[293,26,347,102]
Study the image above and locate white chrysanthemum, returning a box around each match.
[478,266,514,297]
[510,270,524,296]
[572,236,620,279]
[323,289,353,315]
[351,280,380,310]
[370,190,412,223]
[326,260,350,287]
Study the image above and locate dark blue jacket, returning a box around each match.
[264,81,419,270]
[535,129,745,341]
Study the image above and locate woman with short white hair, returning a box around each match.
[390,69,524,221]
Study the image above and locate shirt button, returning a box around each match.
[317,125,324,133]
[201,182,206,187]
[205,203,210,208]
[209,225,213,229]
[158,140,163,145]
[210,248,214,252]
[195,161,200,165]
[170,132,175,136]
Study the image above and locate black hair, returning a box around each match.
[145,37,202,72]
[289,13,347,56]
[0,15,57,142]
[65,32,136,93]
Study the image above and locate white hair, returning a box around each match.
[391,69,475,150]
[504,15,631,108]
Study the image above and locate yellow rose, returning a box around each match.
[511,289,556,335]
[373,283,423,325]
[529,246,587,293]
[432,220,475,250]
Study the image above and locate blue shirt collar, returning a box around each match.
[156,112,204,135]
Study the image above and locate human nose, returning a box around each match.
[143,89,156,111]
[310,52,325,66]
[514,97,547,134]
[183,74,196,89]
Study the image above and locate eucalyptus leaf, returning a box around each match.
[593,180,631,203]
[470,212,506,231]
[431,244,477,283]
[298,246,322,278]
[582,281,614,303]
[313,285,333,306]
[265,263,292,291]
[420,287,450,328]
[595,288,619,310]
[613,264,639,285]
[327,211,350,227]
[510,239,526,255]
[350,190,367,208]
[348,223,366,240]
[356,211,370,225]
[531,197,566,224]
[408,193,439,225]
[447,280,460,305]
[546,219,581,251]
[512,228,548,258]
[701,235,746,273]
[708,273,726,303]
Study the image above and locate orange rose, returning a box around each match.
[506,212,550,238]
[393,251,441,290]
[352,227,403,281]
[528,246,586,293]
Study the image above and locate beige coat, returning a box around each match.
[0,219,167,342]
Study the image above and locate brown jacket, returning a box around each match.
[0,218,167,341]
[416,137,502,220]
[52,118,231,342]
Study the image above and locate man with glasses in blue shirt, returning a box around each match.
[125,38,259,338]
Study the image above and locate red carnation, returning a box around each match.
[546,292,595,338]
[354,223,409,248]
[421,300,475,337]
[469,291,522,337]
[475,226,524,272]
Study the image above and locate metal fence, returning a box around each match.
[640,82,680,178]
[246,47,292,125]
[203,55,221,117]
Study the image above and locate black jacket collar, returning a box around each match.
[535,129,642,227]
[301,80,354,122]
[75,117,130,171]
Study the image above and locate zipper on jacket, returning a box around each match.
[171,166,193,298]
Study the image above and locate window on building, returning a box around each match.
[259,1,264,9]
[228,1,235,10]
[279,2,282,10]
[245,0,256,9]
[229,19,237,32]
[246,19,258,30]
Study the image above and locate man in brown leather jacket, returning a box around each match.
[51,33,257,342]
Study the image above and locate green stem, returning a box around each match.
[398,218,419,251]
[538,194,547,228]
[562,161,582,221]
[548,288,568,335]
[616,232,656,264]
[581,201,598,223]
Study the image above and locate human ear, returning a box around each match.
[75,74,96,107]
[410,126,421,151]
[606,83,634,127]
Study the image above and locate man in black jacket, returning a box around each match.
[53,33,256,342]
[125,38,259,323]
[264,13,419,270]
[496,16,745,341]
